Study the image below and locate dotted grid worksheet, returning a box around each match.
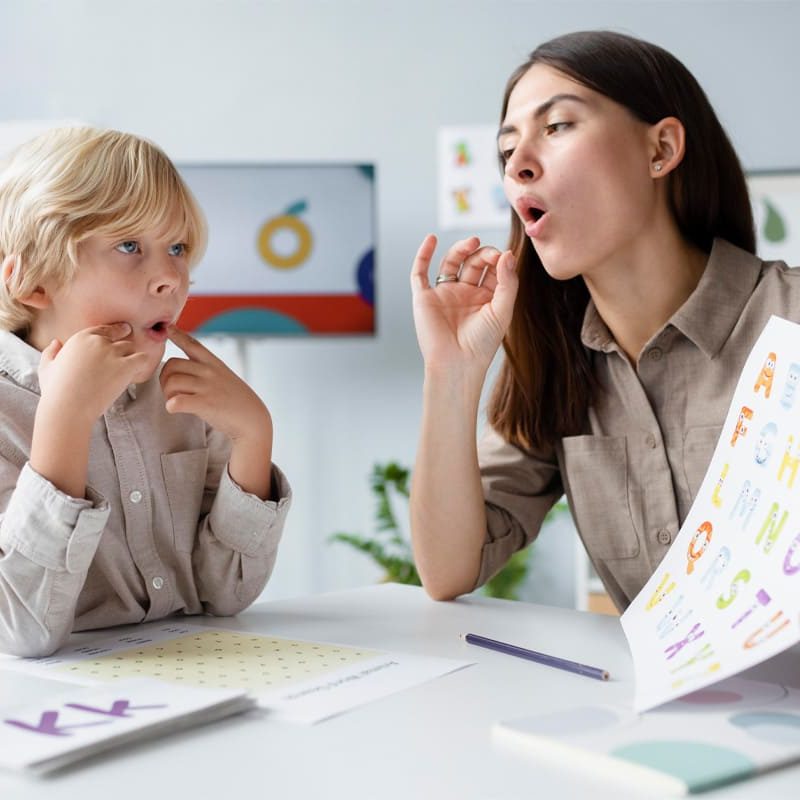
[56,630,380,690]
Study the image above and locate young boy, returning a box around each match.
[0,127,291,657]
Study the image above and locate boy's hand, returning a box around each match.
[38,322,149,426]
[161,327,273,499]
[32,322,150,498]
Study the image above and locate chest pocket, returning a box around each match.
[683,425,723,501]
[561,435,640,560]
[161,448,209,553]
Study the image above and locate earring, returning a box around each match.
[654,163,663,172]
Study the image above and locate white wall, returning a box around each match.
[2,0,799,605]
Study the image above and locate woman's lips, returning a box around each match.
[524,211,548,238]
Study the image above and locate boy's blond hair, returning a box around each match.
[0,126,207,334]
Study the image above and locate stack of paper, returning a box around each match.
[0,678,253,774]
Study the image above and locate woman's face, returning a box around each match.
[499,63,662,281]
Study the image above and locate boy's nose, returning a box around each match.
[150,258,183,294]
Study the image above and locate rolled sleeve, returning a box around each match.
[0,463,110,573]
[206,463,292,557]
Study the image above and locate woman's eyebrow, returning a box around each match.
[497,93,588,139]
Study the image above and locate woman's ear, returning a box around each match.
[1,254,51,309]
[648,116,686,178]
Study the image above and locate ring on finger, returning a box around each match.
[435,274,459,285]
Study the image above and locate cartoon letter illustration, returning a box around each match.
[669,642,715,675]
[645,572,675,610]
[716,568,751,609]
[700,545,731,590]
[781,362,800,410]
[755,502,788,554]
[777,435,800,488]
[664,622,704,660]
[711,463,729,508]
[754,422,778,466]
[784,531,800,576]
[731,588,771,630]
[730,407,753,446]
[656,595,691,639]
[754,352,777,398]
[743,610,791,649]
[686,521,712,575]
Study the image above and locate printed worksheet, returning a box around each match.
[622,315,800,711]
[0,622,470,724]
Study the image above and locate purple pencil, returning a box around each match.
[463,632,610,681]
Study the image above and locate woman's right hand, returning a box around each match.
[410,234,518,374]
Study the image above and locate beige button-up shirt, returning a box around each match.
[0,332,291,656]
[477,239,800,610]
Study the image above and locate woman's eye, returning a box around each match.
[544,121,571,135]
[115,241,140,254]
[168,243,187,257]
[499,148,515,163]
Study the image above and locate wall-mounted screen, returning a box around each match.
[176,164,375,336]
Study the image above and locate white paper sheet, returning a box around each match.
[0,622,471,724]
[622,315,800,711]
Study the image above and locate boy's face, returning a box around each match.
[30,230,191,383]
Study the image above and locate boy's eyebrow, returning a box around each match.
[497,93,588,139]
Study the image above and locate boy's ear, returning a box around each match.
[1,254,51,309]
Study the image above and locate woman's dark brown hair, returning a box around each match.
[488,30,755,451]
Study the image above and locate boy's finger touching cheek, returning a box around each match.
[89,321,133,341]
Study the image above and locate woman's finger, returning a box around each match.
[410,234,438,292]
[437,236,481,280]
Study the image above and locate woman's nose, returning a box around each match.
[505,147,537,182]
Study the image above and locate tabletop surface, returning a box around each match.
[0,583,798,799]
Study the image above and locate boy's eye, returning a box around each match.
[168,243,187,257]
[116,241,140,255]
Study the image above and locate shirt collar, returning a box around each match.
[581,239,762,359]
[0,330,42,393]
[0,330,140,400]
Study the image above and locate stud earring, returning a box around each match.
[654,163,663,172]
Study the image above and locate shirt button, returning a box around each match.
[129,490,143,504]
[152,576,164,590]
[649,347,663,361]
[645,433,657,448]
[657,529,672,545]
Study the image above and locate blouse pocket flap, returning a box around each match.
[561,435,640,560]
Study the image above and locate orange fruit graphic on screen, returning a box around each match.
[257,200,313,269]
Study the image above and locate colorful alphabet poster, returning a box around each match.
[175,164,375,336]
[437,125,510,230]
[622,315,800,712]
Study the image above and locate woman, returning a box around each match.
[409,30,800,609]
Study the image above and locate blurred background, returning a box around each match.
[2,0,799,610]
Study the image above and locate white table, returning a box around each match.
[0,583,798,799]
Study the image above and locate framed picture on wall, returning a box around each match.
[176,163,376,336]
[748,170,800,266]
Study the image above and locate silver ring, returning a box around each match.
[435,274,458,285]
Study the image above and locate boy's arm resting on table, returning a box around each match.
[0,462,109,657]
[191,428,291,615]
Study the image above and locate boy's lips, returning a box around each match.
[142,316,175,342]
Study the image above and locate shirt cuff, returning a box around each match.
[207,463,292,557]
[0,462,110,574]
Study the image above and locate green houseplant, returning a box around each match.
[329,462,568,601]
